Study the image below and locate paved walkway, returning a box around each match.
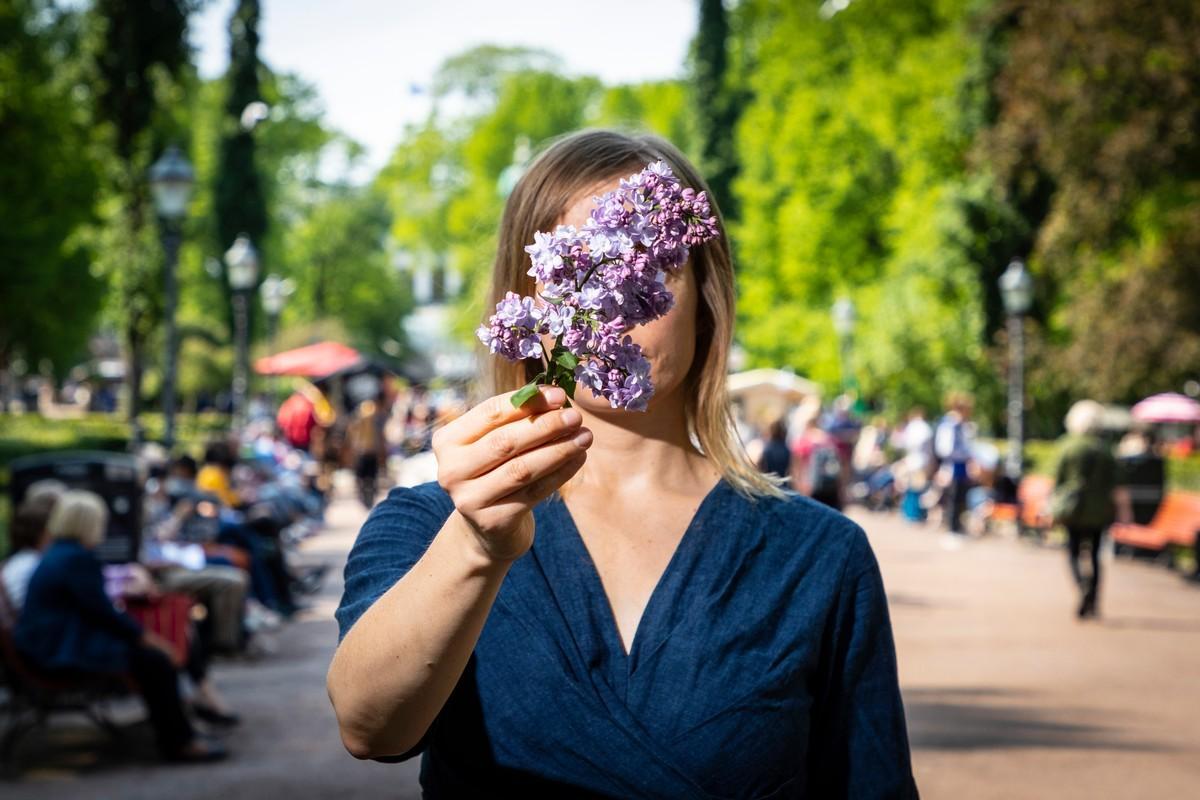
[4,497,1199,798]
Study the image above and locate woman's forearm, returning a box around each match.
[327,510,512,759]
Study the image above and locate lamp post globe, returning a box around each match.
[149,145,195,221]
[1000,258,1034,317]
[225,235,260,290]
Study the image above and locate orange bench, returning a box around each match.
[1110,492,1200,553]
[989,475,1055,535]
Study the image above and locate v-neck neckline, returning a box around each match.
[552,477,728,674]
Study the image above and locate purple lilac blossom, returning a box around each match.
[476,160,720,410]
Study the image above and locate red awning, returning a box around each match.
[254,342,363,378]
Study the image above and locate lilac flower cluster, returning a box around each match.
[477,160,720,411]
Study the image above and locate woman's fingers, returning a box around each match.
[466,428,593,508]
[448,406,583,481]
[495,450,588,511]
[436,386,567,447]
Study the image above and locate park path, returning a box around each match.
[5,491,1200,798]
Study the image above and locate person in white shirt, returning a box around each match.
[1,480,66,610]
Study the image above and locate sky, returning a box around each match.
[193,0,698,174]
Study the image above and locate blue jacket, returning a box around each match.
[15,540,143,675]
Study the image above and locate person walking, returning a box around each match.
[934,392,975,535]
[346,399,385,509]
[327,130,916,797]
[1050,400,1118,619]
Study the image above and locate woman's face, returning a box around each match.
[549,177,700,414]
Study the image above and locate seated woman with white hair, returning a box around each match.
[15,490,229,763]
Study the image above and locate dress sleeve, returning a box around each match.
[334,482,455,644]
[805,526,918,798]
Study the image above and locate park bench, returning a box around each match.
[0,569,131,767]
[988,474,1054,539]
[1110,491,1200,558]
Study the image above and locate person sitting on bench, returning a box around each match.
[15,490,230,763]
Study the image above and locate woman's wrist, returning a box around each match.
[446,511,524,575]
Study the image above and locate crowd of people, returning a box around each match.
[741,392,1193,621]
[2,425,330,764]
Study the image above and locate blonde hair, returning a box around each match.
[1065,399,1105,436]
[47,490,109,548]
[481,129,784,499]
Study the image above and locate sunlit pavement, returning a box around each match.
[5,495,1200,799]
[861,509,1200,799]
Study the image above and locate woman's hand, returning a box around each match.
[433,385,591,563]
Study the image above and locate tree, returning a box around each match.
[214,0,267,298]
[0,0,104,407]
[89,0,194,422]
[282,188,412,359]
[693,0,742,220]
[979,0,1200,405]
[730,0,997,418]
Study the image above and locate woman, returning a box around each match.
[1,480,65,611]
[15,490,228,762]
[1050,400,1118,619]
[328,131,916,797]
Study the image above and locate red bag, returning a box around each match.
[124,593,193,666]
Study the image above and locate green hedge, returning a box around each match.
[0,413,231,553]
[0,412,229,469]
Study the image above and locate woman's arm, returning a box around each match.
[328,510,510,759]
[327,386,590,759]
[805,526,918,798]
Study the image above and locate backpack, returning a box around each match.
[809,443,841,497]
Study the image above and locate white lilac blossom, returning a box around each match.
[477,160,721,411]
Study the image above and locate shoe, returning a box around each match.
[192,703,241,727]
[168,736,228,763]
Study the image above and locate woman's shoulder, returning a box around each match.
[737,489,874,575]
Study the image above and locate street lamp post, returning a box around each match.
[149,145,195,449]
[225,235,260,430]
[1000,258,1034,480]
[831,297,857,394]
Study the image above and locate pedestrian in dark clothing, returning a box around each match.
[757,418,791,481]
[1050,401,1118,619]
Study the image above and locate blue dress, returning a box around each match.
[336,480,917,799]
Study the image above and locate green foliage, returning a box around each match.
[214,0,267,258]
[693,0,741,218]
[732,0,997,420]
[281,187,412,359]
[979,0,1200,405]
[0,0,104,375]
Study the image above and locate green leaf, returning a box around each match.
[555,351,578,370]
[510,381,542,408]
[558,373,576,399]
